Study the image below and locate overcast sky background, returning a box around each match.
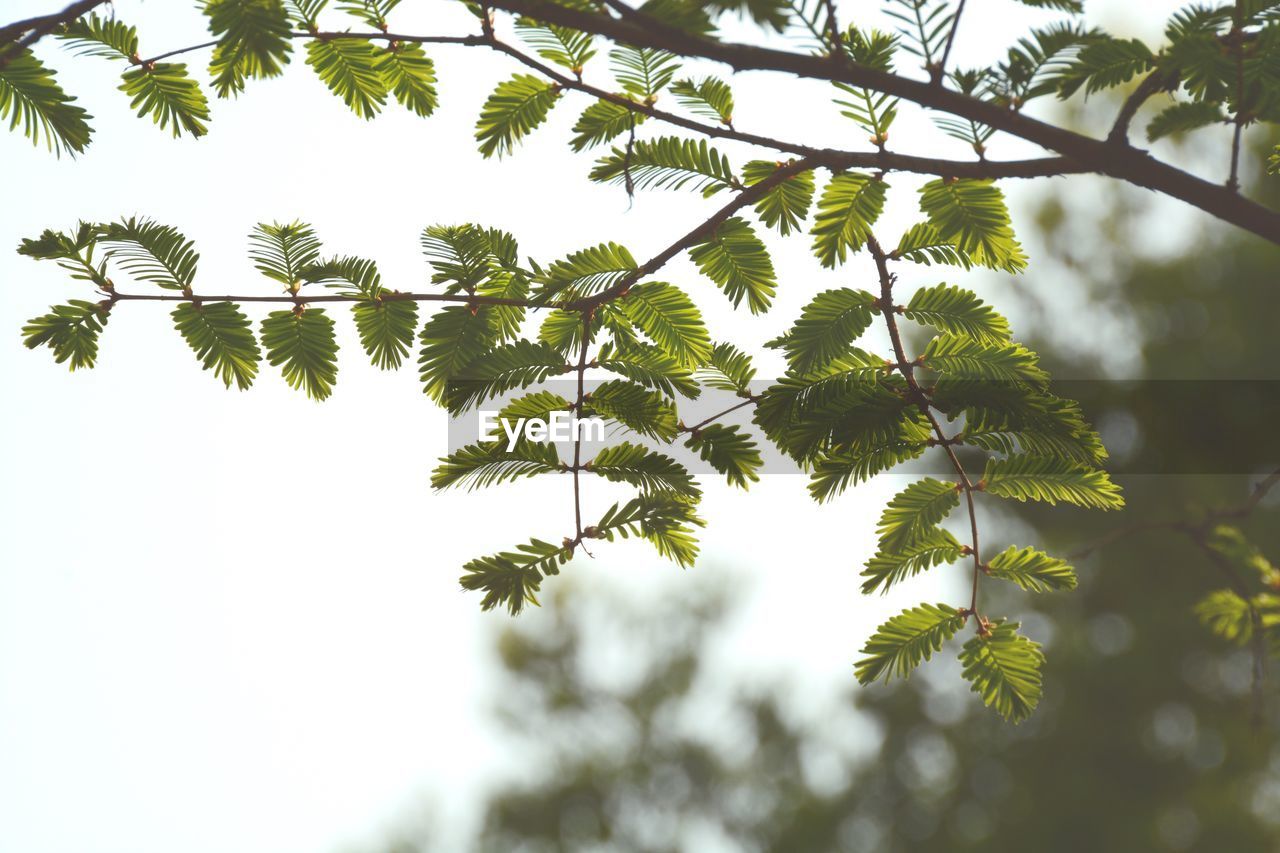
[0,1,1190,850]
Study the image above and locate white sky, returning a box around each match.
[0,2,1185,851]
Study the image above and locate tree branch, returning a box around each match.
[0,0,110,66]
[486,0,1280,245]
[868,232,985,625]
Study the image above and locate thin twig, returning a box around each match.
[867,232,985,625]
[934,0,966,85]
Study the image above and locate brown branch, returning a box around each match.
[933,0,966,85]
[867,231,985,624]
[0,0,110,66]
[680,396,757,435]
[485,0,1280,245]
[1108,68,1174,144]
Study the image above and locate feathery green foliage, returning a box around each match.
[986,545,1078,592]
[260,308,339,400]
[22,300,109,370]
[687,216,776,313]
[959,621,1045,723]
[903,283,1010,343]
[671,76,734,124]
[476,74,559,157]
[982,454,1124,509]
[433,439,562,491]
[588,442,700,498]
[306,38,388,118]
[811,173,888,267]
[744,160,815,235]
[570,97,645,151]
[616,281,712,369]
[100,218,200,290]
[919,179,1027,273]
[205,0,294,97]
[861,528,965,595]
[778,288,877,374]
[172,301,261,389]
[0,49,92,156]
[119,63,210,138]
[876,478,960,554]
[856,603,967,684]
[684,424,761,488]
[590,136,737,196]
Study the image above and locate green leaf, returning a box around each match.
[903,283,1010,344]
[570,97,645,151]
[205,0,293,97]
[592,494,704,568]
[877,478,960,553]
[618,281,712,368]
[100,217,200,290]
[1055,37,1155,97]
[743,160,814,235]
[583,380,679,441]
[811,172,887,267]
[921,334,1048,386]
[832,27,900,135]
[353,299,418,370]
[610,46,679,99]
[780,288,877,375]
[378,43,438,117]
[893,222,975,270]
[919,179,1027,273]
[861,528,965,595]
[935,379,1107,465]
[1194,589,1254,644]
[0,49,93,156]
[475,73,559,158]
[460,538,572,614]
[809,438,928,502]
[597,340,699,399]
[433,439,562,491]
[684,424,761,488]
[260,308,339,400]
[588,442,700,498]
[752,353,894,462]
[249,221,322,287]
[57,12,138,60]
[982,454,1124,510]
[959,621,1045,723]
[671,76,734,124]
[17,222,109,286]
[688,217,776,313]
[538,242,636,300]
[306,37,388,119]
[590,136,737,196]
[695,342,756,397]
[538,308,598,356]
[515,18,596,70]
[986,545,1077,592]
[1146,100,1226,141]
[499,390,572,427]
[855,603,967,684]
[444,339,567,415]
[22,299,110,370]
[172,301,261,389]
[119,62,210,138]
[418,304,498,403]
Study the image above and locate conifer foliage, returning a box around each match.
[9,0,1280,722]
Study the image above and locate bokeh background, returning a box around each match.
[2,1,1278,851]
